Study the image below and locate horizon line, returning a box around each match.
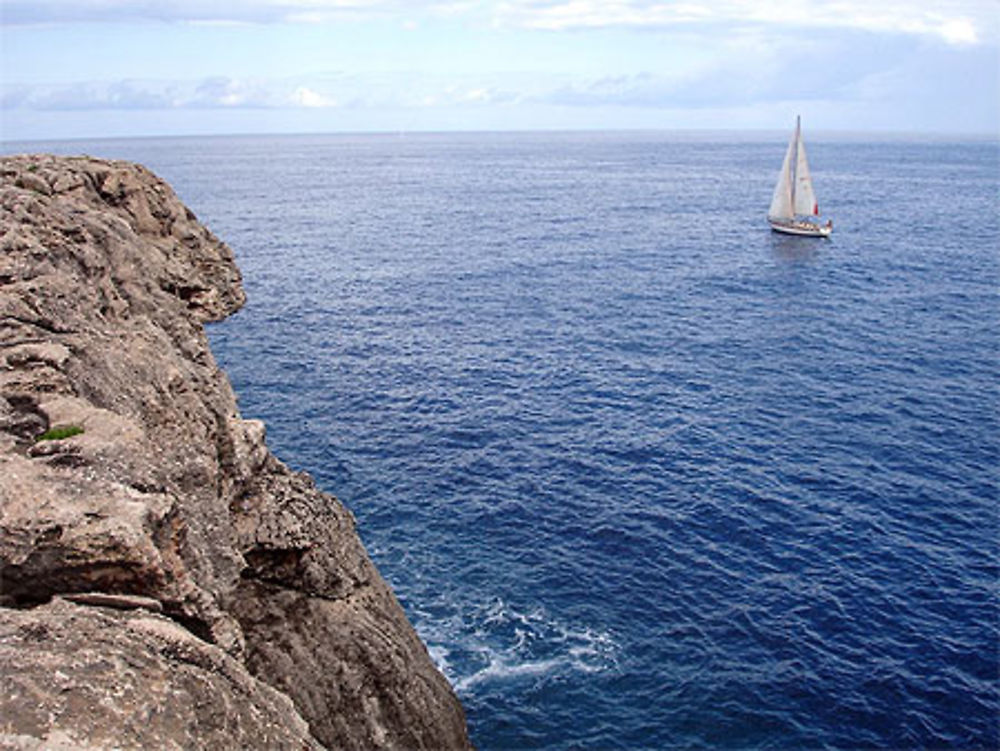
[3,124,999,147]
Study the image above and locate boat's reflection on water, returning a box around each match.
[769,231,825,262]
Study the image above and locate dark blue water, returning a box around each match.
[12,132,999,749]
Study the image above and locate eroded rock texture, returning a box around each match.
[0,155,471,750]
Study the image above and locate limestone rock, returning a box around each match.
[14,172,51,196]
[0,154,472,750]
[0,599,321,750]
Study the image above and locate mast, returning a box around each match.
[790,115,800,218]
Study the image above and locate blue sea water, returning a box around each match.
[11,131,999,749]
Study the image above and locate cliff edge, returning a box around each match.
[0,154,472,750]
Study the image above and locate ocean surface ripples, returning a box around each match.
[26,132,998,749]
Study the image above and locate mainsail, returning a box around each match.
[768,135,796,220]
[768,116,819,221]
[794,137,818,216]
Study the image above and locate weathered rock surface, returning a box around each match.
[1,598,321,750]
[0,154,472,750]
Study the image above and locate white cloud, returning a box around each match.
[188,76,274,107]
[492,0,715,30]
[0,0,436,25]
[463,87,491,102]
[1,76,299,110]
[0,73,526,112]
[6,80,178,110]
[920,17,978,45]
[492,0,994,46]
[1,1,994,136]
[291,86,338,107]
[3,0,993,48]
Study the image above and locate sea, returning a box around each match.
[8,131,998,750]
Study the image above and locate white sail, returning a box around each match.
[768,134,796,220]
[793,137,818,216]
[767,117,832,237]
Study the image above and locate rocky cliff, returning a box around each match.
[0,155,472,750]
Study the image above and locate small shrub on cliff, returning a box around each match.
[36,425,84,442]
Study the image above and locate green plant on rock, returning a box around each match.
[36,425,84,442]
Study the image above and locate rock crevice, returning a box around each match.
[0,154,471,750]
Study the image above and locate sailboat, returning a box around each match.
[767,116,832,237]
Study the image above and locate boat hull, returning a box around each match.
[768,219,832,238]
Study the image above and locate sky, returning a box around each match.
[1,0,998,141]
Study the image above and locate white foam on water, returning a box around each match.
[426,643,453,677]
[416,595,619,696]
[454,654,565,692]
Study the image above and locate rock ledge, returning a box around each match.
[0,154,471,750]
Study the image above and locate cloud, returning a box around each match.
[0,24,974,118]
[16,80,178,110]
[0,0,434,25]
[4,0,993,48]
[188,76,275,108]
[1,76,288,110]
[0,86,32,109]
[0,73,525,112]
[492,0,995,46]
[534,28,920,110]
[290,86,338,107]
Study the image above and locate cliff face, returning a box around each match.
[0,155,472,750]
